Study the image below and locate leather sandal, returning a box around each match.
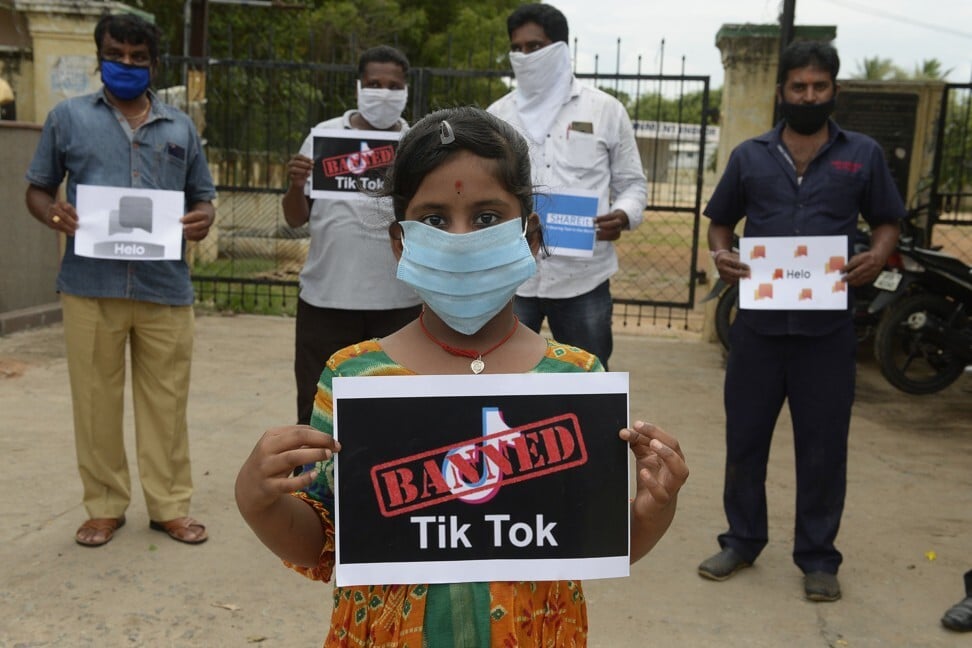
[149,516,208,544]
[75,516,126,547]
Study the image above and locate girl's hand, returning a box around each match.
[235,425,341,516]
[619,420,688,522]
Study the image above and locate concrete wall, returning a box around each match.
[0,120,61,334]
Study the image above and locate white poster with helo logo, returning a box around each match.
[309,128,402,200]
[739,235,849,310]
[74,184,185,261]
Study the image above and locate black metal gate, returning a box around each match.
[928,83,972,259]
[156,54,711,325]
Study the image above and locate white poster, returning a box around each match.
[74,185,186,261]
[739,235,849,310]
[332,372,630,587]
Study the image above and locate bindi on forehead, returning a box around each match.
[455,180,463,195]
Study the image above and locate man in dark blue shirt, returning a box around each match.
[697,41,903,602]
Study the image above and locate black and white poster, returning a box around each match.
[332,372,630,587]
[309,127,401,200]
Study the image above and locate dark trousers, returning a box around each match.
[718,320,856,575]
[514,280,613,370]
[294,298,421,425]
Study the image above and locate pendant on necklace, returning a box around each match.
[470,357,485,374]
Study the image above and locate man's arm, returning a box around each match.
[843,221,899,286]
[25,183,78,235]
[601,101,647,237]
[707,221,750,284]
[182,200,216,242]
[282,154,314,228]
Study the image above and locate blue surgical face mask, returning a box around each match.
[100,60,151,101]
[396,218,537,335]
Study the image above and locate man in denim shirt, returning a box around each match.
[697,41,903,601]
[25,14,215,547]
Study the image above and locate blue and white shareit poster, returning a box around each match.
[331,372,630,587]
[534,190,601,257]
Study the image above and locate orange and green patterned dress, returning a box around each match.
[288,339,603,647]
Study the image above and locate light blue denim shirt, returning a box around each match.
[26,89,216,305]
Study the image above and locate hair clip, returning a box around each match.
[439,120,455,145]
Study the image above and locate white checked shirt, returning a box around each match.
[489,79,647,299]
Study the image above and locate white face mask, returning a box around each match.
[508,41,573,143]
[508,41,571,99]
[356,81,408,130]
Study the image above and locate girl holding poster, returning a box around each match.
[236,106,688,647]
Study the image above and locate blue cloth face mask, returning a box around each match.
[396,218,537,335]
[101,60,151,101]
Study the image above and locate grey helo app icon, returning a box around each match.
[108,195,154,235]
[94,195,165,258]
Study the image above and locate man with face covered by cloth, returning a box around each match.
[697,41,904,602]
[488,3,646,371]
[282,45,421,427]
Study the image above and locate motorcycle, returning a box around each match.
[704,229,880,352]
[869,237,972,394]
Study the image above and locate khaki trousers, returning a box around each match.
[61,294,195,521]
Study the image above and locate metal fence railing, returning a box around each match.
[157,54,712,325]
[930,83,972,262]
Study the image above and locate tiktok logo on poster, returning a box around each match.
[370,407,588,518]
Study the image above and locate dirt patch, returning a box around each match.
[0,358,27,378]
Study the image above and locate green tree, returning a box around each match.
[938,91,972,198]
[853,56,951,81]
[912,58,950,80]
[138,0,521,151]
[853,56,906,80]
[621,87,721,125]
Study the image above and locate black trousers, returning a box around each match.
[718,319,856,575]
[294,298,421,425]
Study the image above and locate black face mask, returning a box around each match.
[779,97,836,135]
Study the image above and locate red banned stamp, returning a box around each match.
[369,413,588,517]
[321,144,395,177]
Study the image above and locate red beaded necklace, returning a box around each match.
[418,311,519,374]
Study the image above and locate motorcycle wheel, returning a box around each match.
[715,283,738,352]
[873,292,967,394]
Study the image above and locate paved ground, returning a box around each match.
[0,313,969,647]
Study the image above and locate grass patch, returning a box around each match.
[192,258,299,316]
